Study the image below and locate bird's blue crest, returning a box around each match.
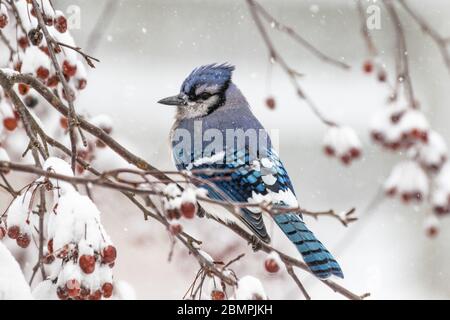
[181,63,235,96]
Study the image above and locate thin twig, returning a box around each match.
[383,0,417,109]
[398,0,450,75]
[246,0,338,127]
[252,0,350,70]
[31,0,79,173]
[302,208,357,227]
[286,264,311,300]
[56,42,100,68]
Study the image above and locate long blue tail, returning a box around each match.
[274,213,344,279]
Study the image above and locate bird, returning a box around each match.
[158,63,343,279]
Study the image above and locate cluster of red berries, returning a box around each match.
[362,59,387,83]
[50,241,117,300]
[371,102,449,220]
[4,224,32,248]
[0,0,88,158]
[163,185,199,236]
[40,157,118,300]
[384,161,429,204]
[371,107,429,151]
[2,193,34,249]
[323,126,362,166]
[8,1,86,104]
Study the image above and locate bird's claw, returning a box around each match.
[249,235,262,252]
[197,206,206,218]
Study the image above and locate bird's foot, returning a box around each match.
[197,206,206,218]
[249,235,262,252]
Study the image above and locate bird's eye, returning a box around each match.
[198,92,212,100]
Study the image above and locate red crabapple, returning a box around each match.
[166,208,181,221]
[0,13,8,29]
[60,117,69,130]
[80,287,90,300]
[18,83,30,95]
[102,283,114,298]
[79,255,96,274]
[101,245,117,264]
[363,60,373,74]
[54,15,68,33]
[18,37,29,49]
[66,279,81,298]
[377,70,387,82]
[57,287,69,300]
[47,239,54,253]
[211,290,226,300]
[3,118,18,131]
[7,225,20,240]
[324,146,335,157]
[265,97,276,110]
[169,222,183,236]
[89,290,102,300]
[62,60,77,78]
[36,66,50,80]
[426,225,439,238]
[77,79,87,90]
[47,75,59,87]
[43,254,55,265]
[43,14,53,26]
[264,257,280,273]
[16,233,31,249]
[180,202,197,219]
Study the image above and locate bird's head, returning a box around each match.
[158,63,235,119]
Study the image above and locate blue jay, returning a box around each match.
[159,64,343,279]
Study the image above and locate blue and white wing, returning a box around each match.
[176,147,343,279]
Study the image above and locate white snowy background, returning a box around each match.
[2,0,450,299]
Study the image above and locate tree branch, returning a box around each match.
[246,0,340,127]
[397,0,450,76]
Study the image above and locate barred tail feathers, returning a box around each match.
[274,213,343,279]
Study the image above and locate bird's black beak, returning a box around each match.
[158,94,186,106]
